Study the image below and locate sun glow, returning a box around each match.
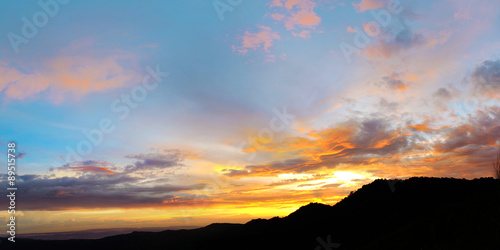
[332,171,366,183]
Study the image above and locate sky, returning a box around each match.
[1,0,500,234]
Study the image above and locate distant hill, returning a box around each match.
[2,177,499,250]
[17,226,199,240]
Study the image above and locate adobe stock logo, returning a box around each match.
[7,0,70,54]
[315,234,341,250]
[213,0,243,21]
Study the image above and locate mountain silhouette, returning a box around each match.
[2,177,499,250]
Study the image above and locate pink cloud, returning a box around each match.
[234,26,281,54]
[292,30,311,38]
[0,53,138,103]
[352,0,385,12]
[266,54,277,62]
[271,13,285,21]
[347,26,357,33]
[270,0,321,31]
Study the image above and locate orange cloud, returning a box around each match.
[352,0,385,12]
[234,26,281,54]
[226,107,500,180]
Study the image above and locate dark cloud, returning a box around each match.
[432,86,460,112]
[17,152,27,158]
[222,169,250,177]
[320,183,342,189]
[379,74,408,90]
[392,25,424,48]
[0,149,200,210]
[223,158,309,177]
[326,118,416,160]
[434,106,500,154]
[362,5,435,59]
[51,160,116,175]
[471,59,500,97]
[124,150,186,173]
[434,87,452,99]
[0,172,204,210]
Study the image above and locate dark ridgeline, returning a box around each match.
[2,177,499,250]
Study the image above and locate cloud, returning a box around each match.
[0,172,205,210]
[352,0,385,12]
[432,86,461,112]
[271,13,285,21]
[347,26,357,33]
[434,107,500,154]
[52,161,116,175]
[357,4,452,61]
[292,30,311,38]
[363,25,426,59]
[0,151,199,210]
[377,98,400,112]
[222,169,250,177]
[270,0,321,31]
[470,59,500,98]
[379,73,409,90]
[124,149,186,173]
[223,104,500,179]
[0,52,138,103]
[0,148,205,210]
[434,87,452,99]
[224,117,420,177]
[223,158,309,177]
[234,26,280,54]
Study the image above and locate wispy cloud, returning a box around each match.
[0,42,138,103]
[233,26,280,54]
[54,161,116,175]
[352,0,386,12]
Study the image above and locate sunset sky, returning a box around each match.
[1,0,500,234]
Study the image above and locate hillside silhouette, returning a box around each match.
[2,177,499,250]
